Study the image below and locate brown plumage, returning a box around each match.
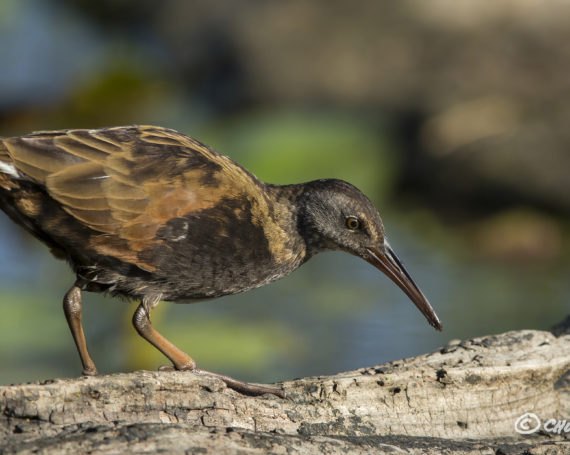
[0,125,441,397]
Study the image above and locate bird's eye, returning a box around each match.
[345,216,360,230]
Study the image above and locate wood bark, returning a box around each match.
[1,319,568,454]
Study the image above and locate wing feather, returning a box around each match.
[54,195,110,211]
[2,125,256,269]
[69,129,123,153]
[60,207,121,232]
[47,162,108,199]
[53,135,111,163]
[6,137,86,182]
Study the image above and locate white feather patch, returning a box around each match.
[0,161,19,177]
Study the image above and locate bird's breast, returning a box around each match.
[115,192,306,301]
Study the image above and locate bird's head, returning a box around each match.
[297,179,442,331]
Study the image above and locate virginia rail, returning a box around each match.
[0,125,441,397]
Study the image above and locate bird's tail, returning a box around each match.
[0,137,7,157]
[0,138,21,188]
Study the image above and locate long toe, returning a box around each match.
[194,367,286,398]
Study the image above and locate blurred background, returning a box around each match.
[0,0,568,385]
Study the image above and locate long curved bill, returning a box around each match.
[365,242,442,331]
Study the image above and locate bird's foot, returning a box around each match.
[194,367,286,398]
[159,364,285,398]
[82,367,98,376]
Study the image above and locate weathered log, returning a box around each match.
[1,319,568,454]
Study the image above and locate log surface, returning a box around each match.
[1,321,569,454]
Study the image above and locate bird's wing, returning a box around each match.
[2,125,260,269]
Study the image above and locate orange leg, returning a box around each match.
[63,284,98,376]
[132,296,285,398]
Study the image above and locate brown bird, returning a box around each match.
[0,125,441,397]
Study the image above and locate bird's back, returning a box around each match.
[0,126,306,301]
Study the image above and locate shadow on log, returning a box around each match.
[1,318,569,454]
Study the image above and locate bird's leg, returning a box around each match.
[132,296,285,398]
[63,283,98,376]
[132,295,196,370]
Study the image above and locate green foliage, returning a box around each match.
[201,111,397,201]
[0,291,67,354]
[125,311,303,380]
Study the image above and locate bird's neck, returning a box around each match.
[264,182,330,261]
